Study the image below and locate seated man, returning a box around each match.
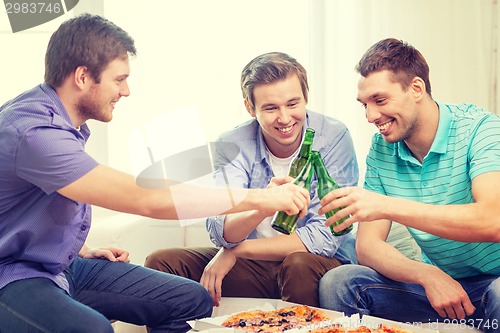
[318,38,499,333]
[145,52,359,307]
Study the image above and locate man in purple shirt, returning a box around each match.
[0,14,310,333]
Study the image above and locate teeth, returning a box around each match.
[278,126,293,133]
[378,122,391,130]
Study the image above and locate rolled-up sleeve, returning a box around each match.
[205,140,251,248]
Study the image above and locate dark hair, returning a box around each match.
[44,13,136,87]
[355,38,432,96]
[241,52,309,111]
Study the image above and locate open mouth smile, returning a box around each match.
[277,125,293,133]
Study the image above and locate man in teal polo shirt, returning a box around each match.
[318,38,499,333]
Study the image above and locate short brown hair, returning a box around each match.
[356,38,432,96]
[44,13,136,88]
[241,52,309,111]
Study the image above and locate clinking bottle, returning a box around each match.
[311,150,353,236]
[271,154,314,235]
[288,128,315,178]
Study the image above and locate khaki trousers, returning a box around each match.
[145,247,342,307]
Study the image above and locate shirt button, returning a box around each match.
[81,225,87,231]
[68,255,73,260]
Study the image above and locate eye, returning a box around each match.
[116,76,128,83]
[375,98,386,105]
[288,102,298,108]
[359,102,367,109]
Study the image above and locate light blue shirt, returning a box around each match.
[0,84,98,292]
[364,101,500,278]
[206,111,359,263]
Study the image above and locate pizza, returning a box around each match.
[221,304,332,332]
[221,305,413,333]
[307,324,413,333]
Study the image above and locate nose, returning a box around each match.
[277,107,291,124]
[120,81,130,97]
[365,106,380,124]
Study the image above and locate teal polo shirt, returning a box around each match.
[364,101,500,278]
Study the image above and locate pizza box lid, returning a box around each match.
[188,297,440,333]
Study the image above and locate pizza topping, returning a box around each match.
[221,305,413,333]
[221,305,332,332]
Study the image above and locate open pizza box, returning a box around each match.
[187,297,440,333]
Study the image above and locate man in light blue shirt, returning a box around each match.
[318,38,499,333]
[145,52,359,307]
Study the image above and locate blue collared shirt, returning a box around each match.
[0,83,98,292]
[206,111,359,263]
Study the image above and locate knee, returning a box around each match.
[86,318,114,333]
[280,252,315,275]
[319,265,355,295]
[61,314,113,333]
[486,277,500,304]
[144,248,181,272]
[319,265,374,309]
[178,281,213,319]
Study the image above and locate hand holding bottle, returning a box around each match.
[318,186,390,232]
[271,155,315,234]
[311,151,353,236]
[259,178,311,218]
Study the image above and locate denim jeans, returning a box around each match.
[0,257,212,333]
[319,265,499,333]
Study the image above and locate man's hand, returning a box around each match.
[421,266,476,319]
[261,176,310,217]
[80,246,131,263]
[199,248,237,307]
[319,186,386,232]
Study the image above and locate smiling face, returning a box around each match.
[357,70,421,144]
[246,74,307,158]
[76,56,131,123]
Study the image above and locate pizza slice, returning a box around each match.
[221,304,333,332]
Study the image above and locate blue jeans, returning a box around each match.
[319,265,499,333]
[0,257,212,333]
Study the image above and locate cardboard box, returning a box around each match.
[187,297,442,333]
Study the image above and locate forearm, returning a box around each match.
[78,243,90,257]
[222,210,270,243]
[157,186,278,220]
[357,236,435,286]
[229,234,307,261]
[385,196,499,242]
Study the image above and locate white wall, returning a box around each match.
[1,0,498,204]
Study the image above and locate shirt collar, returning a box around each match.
[429,101,451,154]
[396,101,450,161]
[256,110,311,163]
[40,83,91,140]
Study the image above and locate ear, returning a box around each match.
[74,66,90,90]
[411,77,426,101]
[244,100,256,118]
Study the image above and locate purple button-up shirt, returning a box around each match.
[0,83,98,292]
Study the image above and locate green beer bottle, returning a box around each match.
[311,151,353,236]
[289,128,315,178]
[271,155,314,235]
